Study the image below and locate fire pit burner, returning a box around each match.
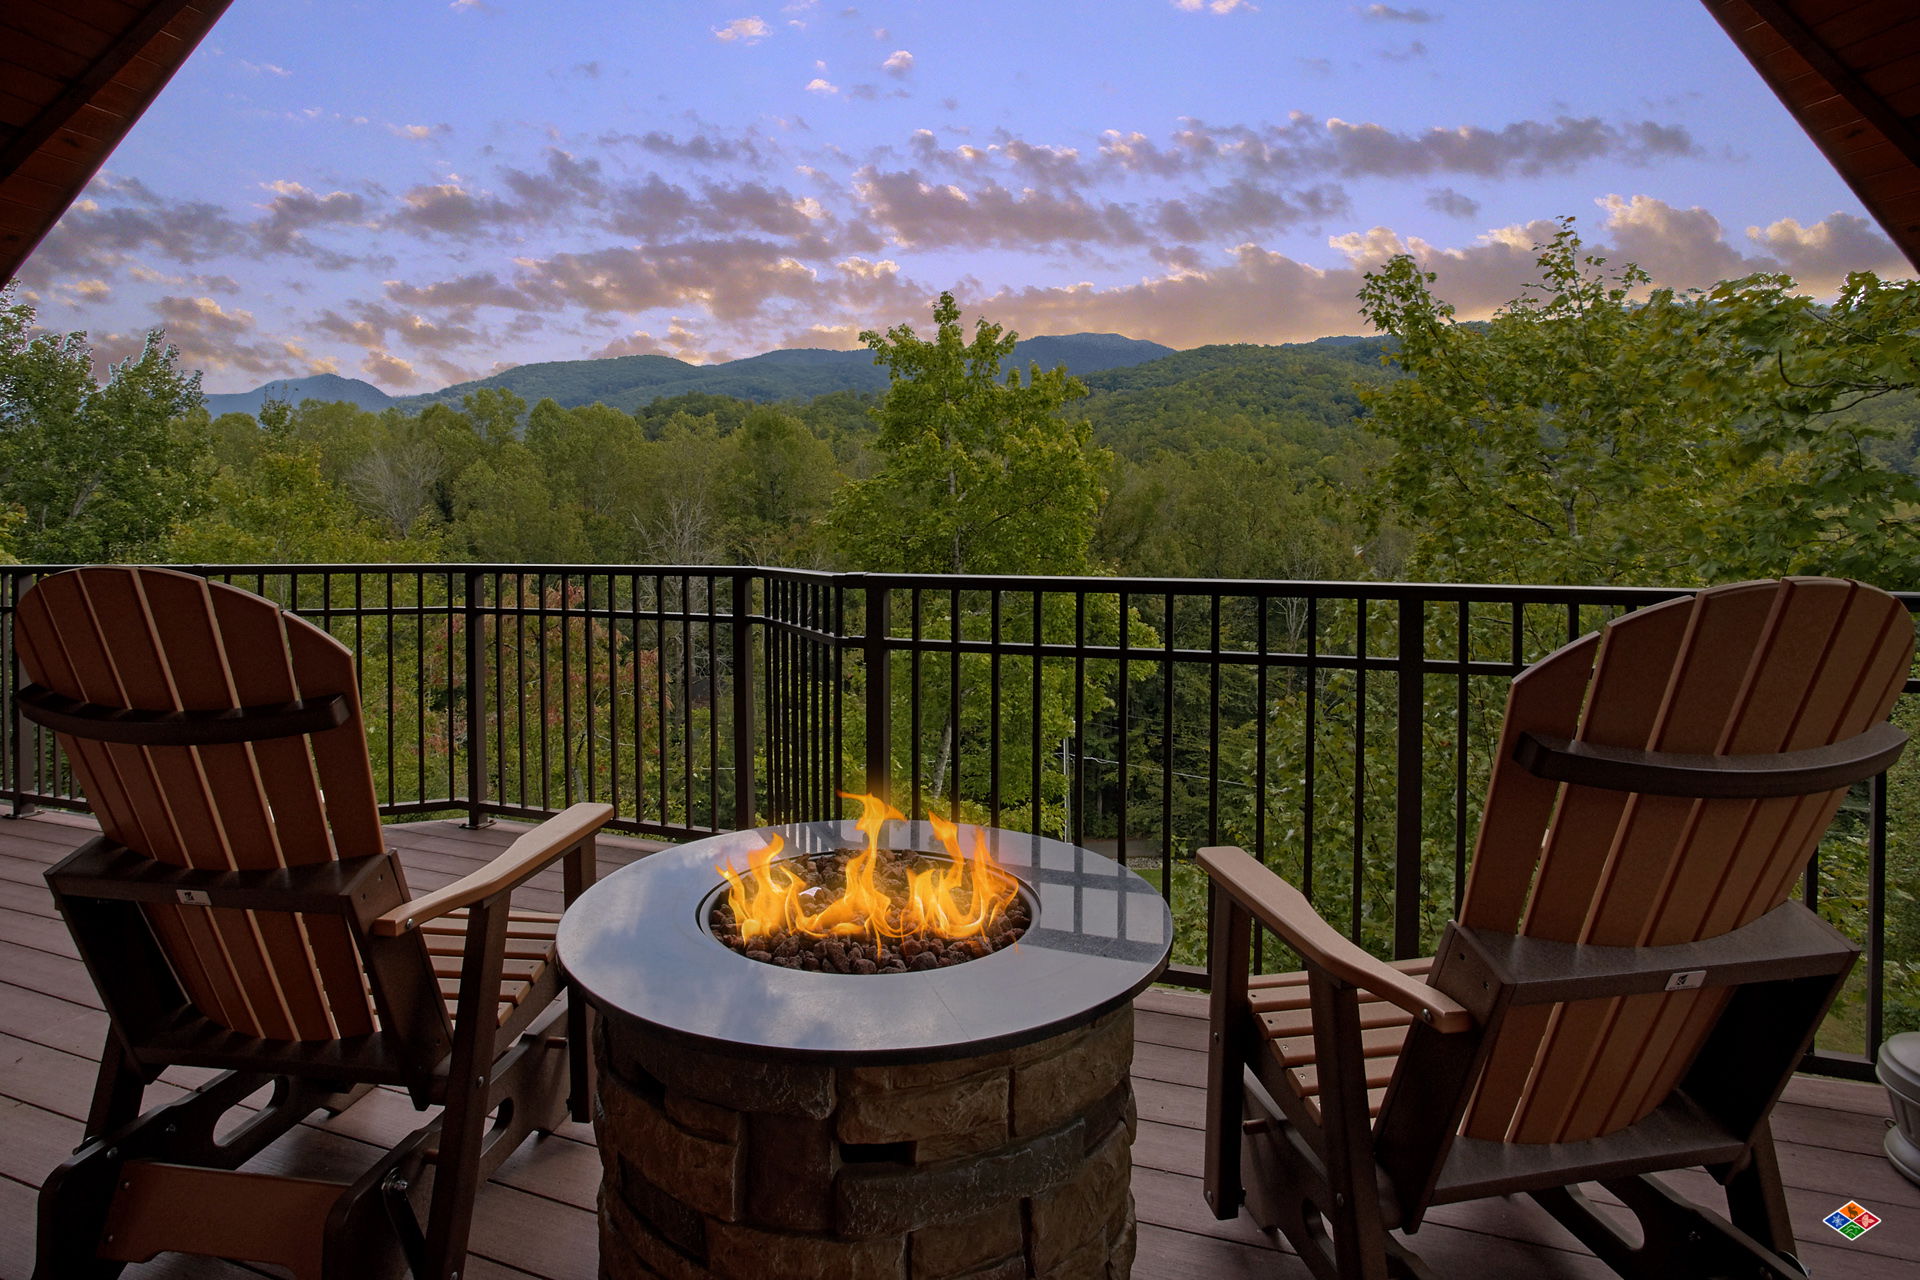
[556,819,1172,1280]
[705,848,1034,973]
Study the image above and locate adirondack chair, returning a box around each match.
[1200,577,1913,1280]
[17,566,614,1280]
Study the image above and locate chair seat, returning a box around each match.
[421,907,562,1026]
[1248,956,1431,1122]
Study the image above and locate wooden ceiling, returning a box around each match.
[1,2,1918,287]
[1703,0,1920,270]
[1,1,231,284]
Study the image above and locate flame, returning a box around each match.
[719,793,1022,945]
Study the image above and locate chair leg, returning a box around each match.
[565,994,592,1126]
[1204,882,1253,1221]
[1310,972,1394,1280]
[1720,1124,1798,1263]
[82,1035,148,1142]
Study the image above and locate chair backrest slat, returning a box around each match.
[284,621,386,860]
[1455,632,1598,933]
[1449,578,1911,1145]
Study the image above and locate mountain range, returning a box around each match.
[201,333,1182,418]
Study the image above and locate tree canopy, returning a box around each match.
[828,291,1107,576]
[1358,220,1920,587]
[0,288,209,562]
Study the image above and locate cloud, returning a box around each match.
[1360,4,1437,21]
[314,301,481,354]
[148,295,317,379]
[1747,212,1906,286]
[853,167,1153,249]
[610,175,824,241]
[384,272,529,313]
[1173,0,1258,13]
[361,350,421,389]
[387,123,450,141]
[238,61,291,77]
[55,280,112,306]
[256,181,368,251]
[883,49,914,77]
[714,17,772,43]
[498,149,606,218]
[1424,187,1480,217]
[594,317,713,361]
[806,78,839,95]
[603,127,768,166]
[512,241,821,322]
[1589,195,1897,294]
[1592,194,1749,288]
[1318,115,1695,178]
[1087,115,1698,183]
[388,182,522,235]
[24,176,254,278]
[129,265,242,293]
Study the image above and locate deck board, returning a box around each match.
[0,813,1914,1279]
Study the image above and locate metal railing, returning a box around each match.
[4,564,1913,1078]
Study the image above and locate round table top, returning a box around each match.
[555,820,1174,1064]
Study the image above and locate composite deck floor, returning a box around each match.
[1,811,1915,1280]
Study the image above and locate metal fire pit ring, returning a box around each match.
[556,819,1173,1064]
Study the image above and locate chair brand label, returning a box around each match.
[1663,969,1706,990]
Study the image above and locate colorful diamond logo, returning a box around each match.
[1825,1202,1881,1238]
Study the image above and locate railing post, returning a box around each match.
[1394,597,1424,958]
[7,569,36,818]
[732,571,757,829]
[463,569,493,828]
[864,579,891,805]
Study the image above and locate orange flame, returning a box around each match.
[719,794,1021,944]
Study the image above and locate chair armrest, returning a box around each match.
[1198,845,1473,1034]
[372,802,614,936]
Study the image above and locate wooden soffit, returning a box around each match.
[0,1,234,285]
[1702,0,1920,271]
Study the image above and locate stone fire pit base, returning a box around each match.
[593,1005,1139,1280]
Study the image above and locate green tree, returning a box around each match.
[717,405,839,565]
[1357,220,1920,586]
[828,291,1106,575]
[170,398,439,563]
[0,288,210,562]
[448,442,589,562]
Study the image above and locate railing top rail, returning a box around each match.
[13,565,1912,612]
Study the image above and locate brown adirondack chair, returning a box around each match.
[18,566,614,1280]
[1200,577,1913,1280]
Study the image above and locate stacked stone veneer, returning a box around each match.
[593,1004,1138,1280]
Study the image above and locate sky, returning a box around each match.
[13,0,1916,395]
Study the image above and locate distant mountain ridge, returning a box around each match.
[201,333,1183,418]
[202,373,394,417]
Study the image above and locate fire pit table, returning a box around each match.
[557,817,1173,1280]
